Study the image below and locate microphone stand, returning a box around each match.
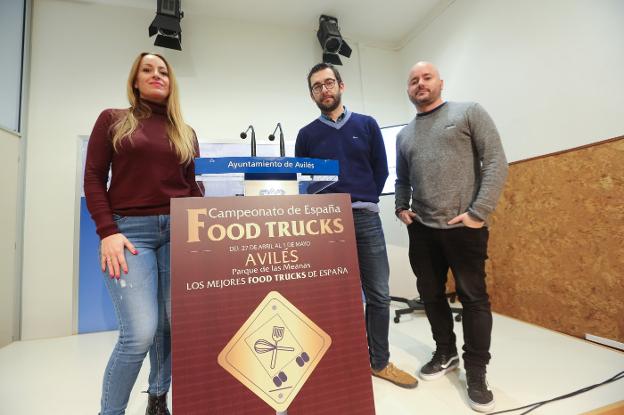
[240,125,256,156]
[268,123,285,157]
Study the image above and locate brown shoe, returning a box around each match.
[372,362,418,389]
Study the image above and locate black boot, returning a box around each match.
[146,393,171,415]
[466,368,495,413]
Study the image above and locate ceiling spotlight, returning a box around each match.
[317,15,352,66]
[149,0,184,51]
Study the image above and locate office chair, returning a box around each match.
[390,292,462,323]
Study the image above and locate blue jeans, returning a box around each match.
[352,209,391,371]
[100,215,171,415]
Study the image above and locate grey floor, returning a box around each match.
[1,306,623,414]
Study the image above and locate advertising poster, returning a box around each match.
[170,194,375,414]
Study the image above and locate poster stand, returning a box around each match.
[170,158,376,414]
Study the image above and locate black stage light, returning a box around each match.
[149,0,184,51]
[317,15,352,65]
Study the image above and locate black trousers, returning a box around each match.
[407,221,492,369]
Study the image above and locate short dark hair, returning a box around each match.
[307,63,343,90]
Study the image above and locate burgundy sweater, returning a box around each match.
[84,102,202,239]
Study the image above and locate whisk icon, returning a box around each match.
[254,326,295,369]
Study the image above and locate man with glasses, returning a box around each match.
[295,63,418,389]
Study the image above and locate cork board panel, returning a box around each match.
[581,400,624,415]
[487,137,624,342]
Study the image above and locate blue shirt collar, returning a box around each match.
[318,106,352,129]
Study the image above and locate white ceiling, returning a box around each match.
[73,0,453,49]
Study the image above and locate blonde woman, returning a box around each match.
[84,52,203,415]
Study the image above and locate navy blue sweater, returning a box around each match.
[295,112,388,203]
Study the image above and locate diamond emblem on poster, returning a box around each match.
[218,291,331,413]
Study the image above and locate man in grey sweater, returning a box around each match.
[395,61,508,413]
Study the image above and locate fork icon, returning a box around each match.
[271,326,285,369]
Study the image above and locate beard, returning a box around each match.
[315,91,342,113]
[410,87,440,108]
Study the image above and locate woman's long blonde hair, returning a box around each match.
[111,52,195,165]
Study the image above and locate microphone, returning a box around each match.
[268,122,285,157]
[240,125,256,156]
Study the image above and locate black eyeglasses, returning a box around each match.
[311,78,337,95]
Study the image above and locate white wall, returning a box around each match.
[0,129,20,347]
[399,0,624,162]
[384,0,624,299]
[22,0,405,339]
[24,0,623,338]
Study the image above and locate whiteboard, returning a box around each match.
[380,124,407,195]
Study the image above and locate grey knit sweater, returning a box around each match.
[395,102,508,229]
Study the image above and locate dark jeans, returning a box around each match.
[353,209,391,371]
[407,221,492,370]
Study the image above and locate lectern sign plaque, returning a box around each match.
[170,194,375,414]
